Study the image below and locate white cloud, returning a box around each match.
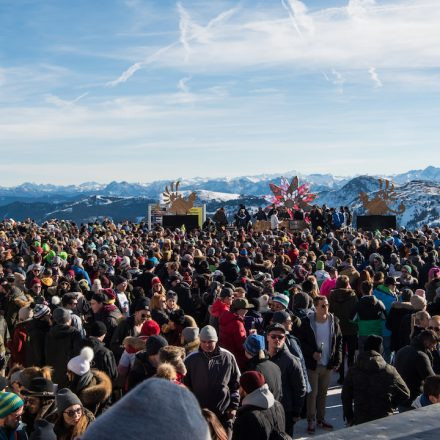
[368,67,382,87]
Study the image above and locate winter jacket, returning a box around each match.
[298,313,342,371]
[232,385,285,440]
[269,346,306,417]
[245,354,282,401]
[394,338,435,402]
[219,310,247,370]
[353,295,385,337]
[329,288,358,336]
[218,261,240,284]
[27,318,51,367]
[109,316,137,362]
[9,320,31,367]
[86,337,118,382]
[45,324,82,388]
[425,278,440,303]
[373,285,398,337]
[411,393,433,409]
[0,422,27,440]
[90,305,123,347]
[341,350,410,425]
[127,350,157,391]
[184,345,240,416]
[320,278,337,298]
[284,333,311,393]
[22,397,57,437]
[385,302,414,352]
[74,369,113,416]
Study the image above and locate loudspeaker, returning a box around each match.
[356,215,397,231]
[162,215,199,231]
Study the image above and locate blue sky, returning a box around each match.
[0,0,439,185]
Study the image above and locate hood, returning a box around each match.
[242,384,274,409]
[412,393,431,409]
[390,301,414,310]
[331,288,356,303]
[376,284,395,297]
[210,299,229,317]
[219,310,241,326]
[50,324,77,339]
[354,350,387,372]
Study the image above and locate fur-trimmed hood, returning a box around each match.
[184,339,200,355]
[79,369,112,411]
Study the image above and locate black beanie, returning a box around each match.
[364,335,383,353]
[146,335,168,356]
[90,321,107,337]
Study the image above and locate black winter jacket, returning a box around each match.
[329,288,358,336]
[394,339,435,402]
[341,350,410,425]
[45,324,82,387]
[27,318,51,367]
[184,346,240,416]
[86,337,118,382]
[127,350,157,391]
[269,347,306,417]
[109,316,136,362]
[297,313,342,371]
[245,354,282,401]
[232,385,285,440]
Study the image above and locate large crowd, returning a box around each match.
[0,204,439,440]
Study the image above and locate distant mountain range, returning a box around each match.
[0,166,439,228]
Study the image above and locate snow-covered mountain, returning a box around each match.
[0,167,439,228]
[0,166,438,201]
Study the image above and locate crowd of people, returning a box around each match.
[0,206,439,439]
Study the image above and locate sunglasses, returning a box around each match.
[141,313,151,319]
[64,407,83,418]
[269,334,285,340]
[319,304,329,308]
[429,326,440,331]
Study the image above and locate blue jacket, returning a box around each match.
[0,422,27,440]
[373,285,397,337]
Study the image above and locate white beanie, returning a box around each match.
[67,347,94,376]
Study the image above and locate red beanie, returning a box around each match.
[151,277,161,286]
[239,371,265,394]
[31,277,42,287]
[141,319,161,337]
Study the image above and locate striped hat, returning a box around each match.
[33,303,50,319]
[0,392,23,418]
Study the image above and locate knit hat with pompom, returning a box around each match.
[67,347,94,376]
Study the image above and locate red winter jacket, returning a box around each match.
[10,322,29,367]
[219,310,247,369]
[210,298,229,318]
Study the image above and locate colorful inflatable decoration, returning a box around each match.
[268,176,317,213]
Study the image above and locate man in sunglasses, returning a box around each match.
[297,295,342,434]
[266,323,306,437]
[110,298,151,362]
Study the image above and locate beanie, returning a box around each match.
[243,334,265,356]
[363,335,383,354]
[410,294,427,311]
[239,371,265,394]
[0,392,23,418]
[140,320,161,337]
[166,290,178,301]
[67,347,94,376]
[415,289,426,298]
[169,309,186,326]
[81,378,209,440]
[134,297,150,312]
[33,303,50,319]
[56,389,82,414]
[89,321,107,337]
[220,287,234,299]
[182,327,199,343]
[293,291,310,309]
[316,260,325,271]
[199,325,218,342]
[52,307,71,325]
[271,294,289,309]
[145,335,168,356]
[403,265,412,274]
[272,310,290,325]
